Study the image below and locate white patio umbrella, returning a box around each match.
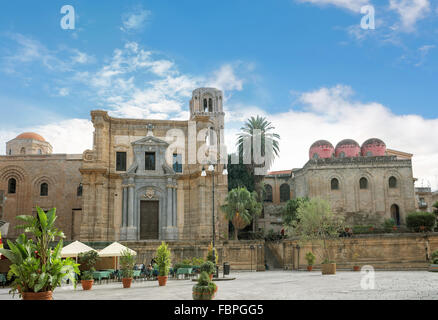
[61,241,97,262]
[98,242,137,269]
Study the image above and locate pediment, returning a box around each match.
[132,135,169,147]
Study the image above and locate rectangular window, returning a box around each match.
[145,152,155,171]
[116,152,127,171]
[173,153,182,173]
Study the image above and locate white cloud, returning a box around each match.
[388,0,431,32]
[297,0,370,12]
[207,64,244,92]
[229,85,438,190]
[121,8,151,32]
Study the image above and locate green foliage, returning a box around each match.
[81,270,94,280]
[206,242,218,264]
[0,207,80,297]
[282,197,310,226]
[227,154,255,192]
[406,212,436,232]
[431,250,438,264]
[432,202,438,214]
[191,257,205,266]
[156,242,171,276]
[200,261,216,275]
[352,225,376,234]
[192,271,217,295]
[305,252,316,266]
[221,187,262,240]
[383,218,397,232]
[78,250,99,271]
[120,249,136,279]
[289,198,344,263]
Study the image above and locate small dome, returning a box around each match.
[361,138,386,157]
[335,139,360,158]
[309,140,334,159]
[15,132,46,142]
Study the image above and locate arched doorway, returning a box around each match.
[391,204,401,225]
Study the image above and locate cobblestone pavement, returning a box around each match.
[0,270,437,300]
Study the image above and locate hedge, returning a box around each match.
[406,212,436,232]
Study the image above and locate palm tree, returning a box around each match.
[221,187,262,240]
[236,116,280,230]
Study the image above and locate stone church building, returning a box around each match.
[262,138,417,231]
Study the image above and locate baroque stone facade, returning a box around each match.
[263,138,417,228]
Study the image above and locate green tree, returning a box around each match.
[221,187,262,240]
[432,201,438,214]
[288,198,344,263]
[227,154,255,192]
[156,242,171,276]
[282,197,310,226]
[236,116,280,229]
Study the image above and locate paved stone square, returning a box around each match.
[0,270,437,300]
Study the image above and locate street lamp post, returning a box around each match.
[202,163,228,277]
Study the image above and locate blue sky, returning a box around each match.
[0,0,437,188]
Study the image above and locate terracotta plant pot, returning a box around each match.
[321,263,336,275]
[193,291,216,300]
[22,291,53,300]
[81,279,94,291]
[122,278,133,288]
[353,265,360,272]
[307,265,313,271]
[209,274,214,281]
[157,276,168,286]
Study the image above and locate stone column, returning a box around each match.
[172,186,177,226]
[128,184,134,227]
[167,182,173,227]
[122,186,128,227]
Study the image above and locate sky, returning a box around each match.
[0,0,437,189]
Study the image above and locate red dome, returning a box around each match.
[361,138,386,156]
[335,139,360,158]
[16,132,46,142]
[309,140,334,159]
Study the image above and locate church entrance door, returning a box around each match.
[391,204,401,226]
[140,201,159,239]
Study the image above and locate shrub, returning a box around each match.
[120,249,136,279]
[305,252,316,266]
[406,212,436,232]
[200,261,216,275]
[156,242,171,276]
[78,250,99,272]
[206,242,218,264]
[192,271,217,295]
[192,257,205,266]
[383,218,397,232]
[431,250,438,264]
[352,225,375,234]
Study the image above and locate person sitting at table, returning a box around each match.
[146,264,153,279]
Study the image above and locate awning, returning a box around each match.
[98,242,137,257]
[61,241,97,258]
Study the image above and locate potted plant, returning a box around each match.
[200,261,216,280]
[192,271,217,300]
[120,248,136,288]
[352,253,360,271]
[289,199,344,276]
[429,250,438,272]
[156,242,171,286]
[305,252,315,271]
[78,250,99,290]
[0,207,80,300]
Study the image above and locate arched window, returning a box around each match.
[8,149,11,155]
[366,151,373,156]
[264,184,273,202]
[280,184,290,202]
[38,149,42,155]
[312,153,319,159]
[360,177,368,189]
[40,183,48,196]
[208,98,213,112]
[20,147,26,155]
[203,99,208,112]
[8,178,16,194]
[339,152,345,158]
[391,204,401,225]
[389,176,397,188]
[331,178,339,190]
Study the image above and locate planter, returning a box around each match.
[157,276,168,286]
[321,263,336,275]
[353,265,360,272]
[193,291,216,300]
[429,264,438,272]
[122,278,133,288]
[81,279,94,291]
[209,274,214,281]
[307,265,313,272]
[22,291,53,300]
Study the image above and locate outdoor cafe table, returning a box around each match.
[93,271,112,282]
[133,270,141,278]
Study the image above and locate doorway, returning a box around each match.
[391,204,401,225]
[140,201,159,239]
